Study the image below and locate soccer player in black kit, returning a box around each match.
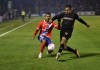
[50,5,90,59]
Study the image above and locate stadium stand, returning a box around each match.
[0,0,100,20]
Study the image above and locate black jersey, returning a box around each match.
[52,12,88,29]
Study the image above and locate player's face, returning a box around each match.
[65,7,72,14]
[45,14,51,21]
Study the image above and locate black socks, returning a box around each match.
[65,46,76,53]
[58,44,76,53]
[58,44,64,53]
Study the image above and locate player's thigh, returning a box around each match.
[60,30,65,41]
[38,35,46,43]
[60,32,69,46]
[45,37,52,46]
[42,40,46,44]
[63,30,73,41]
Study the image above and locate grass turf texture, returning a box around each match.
[0,16,100,70]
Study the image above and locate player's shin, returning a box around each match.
[38,41,46,58]
[64,46,80,57]
[64,46,76,53]
[56,44,64,59]
[40,42,46,53]
[58,44,64,53]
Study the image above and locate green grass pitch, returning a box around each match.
[0,16,100,70]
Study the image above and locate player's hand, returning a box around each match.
[86,24,90,28]
[32,35,35,40]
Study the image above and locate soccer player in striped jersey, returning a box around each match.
[32,12,60,58]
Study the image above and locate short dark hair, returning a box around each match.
[46,12,51,16]
[65,5,72,8]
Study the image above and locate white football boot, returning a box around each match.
[56,53,61,59]
[38,52,42,58]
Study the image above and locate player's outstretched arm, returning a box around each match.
[86,24,90,28]
[76,14,90,28]
[32,28,39,40]
[52,13,64,21]
[57,19,61,30]
[32,21,42,40]
[52,21,60,30]
[77,18,90,28]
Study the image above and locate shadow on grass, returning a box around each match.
[57,52,100,62]
[33,53,57,59]
[79,53,100,58]
[46,52,71,58]
[56,53,73,62]
[33,52,100,61]
[47,53,57,57]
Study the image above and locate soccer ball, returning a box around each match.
[48,43,56,51]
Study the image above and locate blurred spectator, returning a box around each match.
[0,14,3,23]
[2,0,100,16]
[28,10,31,19]
[8,11,12,20]
[21,10,26,22]
[0,12,3,23]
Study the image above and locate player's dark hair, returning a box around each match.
[46,12,51,16]
[65,5,72,8]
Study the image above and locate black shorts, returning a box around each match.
[60,28,73,41]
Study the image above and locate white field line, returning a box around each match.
[0,25,13,31]
[0,19,38,37]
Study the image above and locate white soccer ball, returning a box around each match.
[48,43,56,51]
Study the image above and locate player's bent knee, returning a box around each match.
[42,40,46,43]
[61,37,66,44]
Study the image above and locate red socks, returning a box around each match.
[40,42,46,53]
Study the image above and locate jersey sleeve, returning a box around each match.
[75,14,88,26]
[75,14,82,20]
[52,13,64,21]
[36,21,43,29]
[33,21,42,36]
[52,22,60,30]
